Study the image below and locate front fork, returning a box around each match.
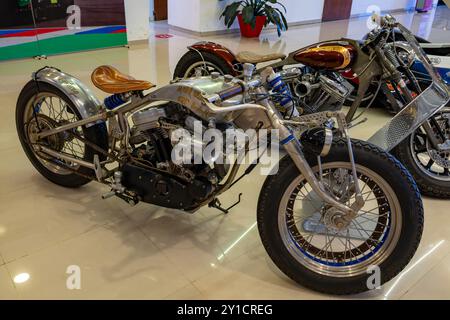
[262,91,364,220]
[282,136,364,221]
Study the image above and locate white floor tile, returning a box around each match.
[4,218,190,299]
[400,252,450,299]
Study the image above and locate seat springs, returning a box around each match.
[104,94,127,110]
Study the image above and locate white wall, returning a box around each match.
[281,0,325,23]
[168,0,201,31]
[350,0,438,16]
[124,0,150,42]
[169,0,325,33]
[168,0,441,34]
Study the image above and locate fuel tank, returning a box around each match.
[293,42,357,70]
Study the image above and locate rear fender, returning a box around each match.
[33,67,103,127]
[189,41,239,75]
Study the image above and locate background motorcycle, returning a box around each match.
[343,30,450,112]
[16,62,423,295]
[174,15,450,198]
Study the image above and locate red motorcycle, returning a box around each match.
[174,15,450,198]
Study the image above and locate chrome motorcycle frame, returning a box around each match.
[30,67,363,217]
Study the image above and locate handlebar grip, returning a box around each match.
[217,84,244,101]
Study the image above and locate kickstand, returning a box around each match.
[209,193,243,214]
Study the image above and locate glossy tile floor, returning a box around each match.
[0,7,450,300]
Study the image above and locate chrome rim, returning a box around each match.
[410,109,450,181]
[24,92,87,175]
[183,61,224,78]
[278,162,402,278]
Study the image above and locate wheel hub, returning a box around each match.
[323,207,350,232]
[27,115,65,157]
[427,140,450,169]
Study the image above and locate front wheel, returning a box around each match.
[257,139,423,295]
[392,109,450,198]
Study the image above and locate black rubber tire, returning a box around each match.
[393,136,450,198]
[173,50,234,80]
[16,81,108,188]
[257,139,423,295]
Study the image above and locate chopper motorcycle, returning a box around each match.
[174,15,450,198]
[16,59,423,294]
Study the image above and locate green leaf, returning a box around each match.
[242,5,256,28]
[221,1,242,28]
[264,6,275,25]
[274,8,288,30]
[273,1,287,12]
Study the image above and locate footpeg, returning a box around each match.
[101,171,138,206]
[102,191,116,200]
[209,193,242,214]
[101,190,138,206]
[115,192,138,206]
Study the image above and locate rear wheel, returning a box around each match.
[173,51,234,79]
[258,139,423,294]
[16,81,108,188]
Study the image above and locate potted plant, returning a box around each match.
[220,0,288,38]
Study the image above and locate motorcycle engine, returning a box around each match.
[122,102,226,211]
[281,68,354,115]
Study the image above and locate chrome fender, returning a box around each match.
[33,67,103,125]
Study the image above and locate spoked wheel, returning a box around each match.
[258,139,423,294]
[173,51,234,79]
[26,93,86,174]
[16,81,108,188]
[279,163,400,277]
[393,108,450,198]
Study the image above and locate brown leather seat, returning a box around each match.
[235,51,286,64]
[91,65,155,94]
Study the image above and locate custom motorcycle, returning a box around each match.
[343,30,450,111]
[17,61,423,294]
[174,15,450,198]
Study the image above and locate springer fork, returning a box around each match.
[270,106,365,221]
